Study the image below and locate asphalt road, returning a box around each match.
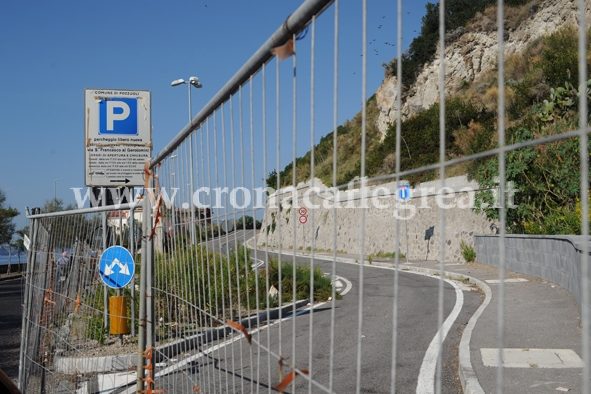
[201,229,258,255]
[0,276,25,384]
[152,231,483,393]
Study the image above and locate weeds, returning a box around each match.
[369,251,406,259]
[460,239,477,263]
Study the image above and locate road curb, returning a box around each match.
[0,274,23,282]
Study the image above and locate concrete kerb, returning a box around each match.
[0,273,24,282]
[54,299,311,374]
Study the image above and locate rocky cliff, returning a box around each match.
[375,0,591,139]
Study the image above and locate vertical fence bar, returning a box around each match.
[578,0,589,392]
[390,0,403,391]
[262,61,273,393]
[146,187,155,352]
[496,1,507,392]
[102,188,109,330]
[329,1,339,391]
[130,205,136,338]
[436,1,446,393]
[355,1,367,393]
[137,193,149,391]
[307,16,316,394]
[18,215,38,390]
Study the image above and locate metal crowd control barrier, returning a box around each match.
[19,0,590,392]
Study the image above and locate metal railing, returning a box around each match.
[19,0,590,392]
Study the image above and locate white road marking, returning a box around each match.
[416,278,464,394]
[251,257,265,270]
[485,278,529,284]
[324,273,352,296]
[480,348,584,368]
[77,371,136,393]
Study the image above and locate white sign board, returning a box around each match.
[84,89,152,187]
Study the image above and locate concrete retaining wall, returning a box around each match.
[257,176,496,262]
[475,234,591,317]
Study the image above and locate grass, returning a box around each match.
[151,244,341,340]
[369,251,406,259]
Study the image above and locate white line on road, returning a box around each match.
[335,275,352,296]
[251,257,265,270]
[485,278,528,284]
[480,348,584,368]
[416,278,464,394]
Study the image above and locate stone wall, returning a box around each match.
[256,176,495,262]
[474,234,591,318]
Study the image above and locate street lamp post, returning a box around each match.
[171,77,202,245]
[170,170,176,236]
[54,177,65,202]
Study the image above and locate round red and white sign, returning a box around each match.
[298,215,308,224]
[298,207,308,216]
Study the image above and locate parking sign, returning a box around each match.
[85,89,151,187]
[99,98,138,135]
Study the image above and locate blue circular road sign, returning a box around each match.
[99,246,135,289]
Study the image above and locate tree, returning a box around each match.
[235,215,262,230]
[0,189,19,247]
[266,170,278,190]
[13,226,29,265]
[43,197,64,213]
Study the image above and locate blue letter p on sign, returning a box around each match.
[99,98,138,135]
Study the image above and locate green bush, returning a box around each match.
[539,27,584,90]
[265,259,340,305]
[460,239,476,263]
[152,244,339,339]
[472,124,590,233]
[367,96,494,184]
[524,193,591,235]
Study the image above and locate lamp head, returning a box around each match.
[189,76,202,88]
[171,79,185,87]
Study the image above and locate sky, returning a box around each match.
[0,0,431,232]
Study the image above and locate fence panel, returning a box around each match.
[19,0,591,393]
[20,206,141,393]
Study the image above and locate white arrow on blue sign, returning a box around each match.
[398,184,411,200]
[99,246,135,289]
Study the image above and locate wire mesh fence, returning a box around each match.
[20,206,141,393]
[19,0,591,392]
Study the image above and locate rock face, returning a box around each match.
[375,0,591,140]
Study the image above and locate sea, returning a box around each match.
[0,252,26,266]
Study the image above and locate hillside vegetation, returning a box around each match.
[268,1,591,235]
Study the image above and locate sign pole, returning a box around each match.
[118,212,123,345]
[102,187,108,329]
[398,184,411,262]
[405,203,409,263]
[303,221,305,252]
